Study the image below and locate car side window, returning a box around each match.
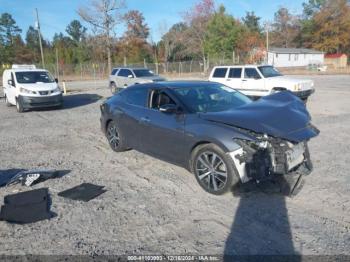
[150,90,176,110]
[228,68,242,78]
[122,88,148,107]
[111,68,119,75]
[212,68,228,78]
[118,69,133,78]
[244,68,261,79]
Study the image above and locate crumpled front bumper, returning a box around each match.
[229,138,313,185]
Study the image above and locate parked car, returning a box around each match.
[2,65,63,112]
[109,67,166,93]
[209,65,315,101]
[100,81,319,195]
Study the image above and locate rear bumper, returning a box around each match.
[294,89,315,100]
[18,94,63,109]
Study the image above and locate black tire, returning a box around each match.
[54,103,64,110]
[110,82,118,94]
[5,95,11,107]
[106,120,128,152]
[16,98,24,113]
[191,143,240,195]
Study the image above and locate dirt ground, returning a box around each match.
[0,75,349,257]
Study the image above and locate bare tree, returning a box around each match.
[78,0,125,74]
[182,0,215,73]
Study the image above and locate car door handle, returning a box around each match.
[242,79,247,82]
[140,117,150,123]
[226,79,231,81]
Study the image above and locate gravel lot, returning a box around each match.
[0,75,349,256]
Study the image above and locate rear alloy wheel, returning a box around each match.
[106,121,128,152]
[16,98,24,113]
[191,144,240,195]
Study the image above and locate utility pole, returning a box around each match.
[265,22,270,64]
[55,48,59,81]
[35,8,45,69]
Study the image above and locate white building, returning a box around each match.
[267,48,324,68]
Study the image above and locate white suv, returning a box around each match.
[209,65,315,101]
[109,67,166,93]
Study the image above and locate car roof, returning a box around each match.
[9,68,48,73]
[128,80,217,90]
[213,65,270,68]
[112,67,149,70]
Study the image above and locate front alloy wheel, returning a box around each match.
[110,82,118,94]
[192,143,240,195]
[196,152,228,192]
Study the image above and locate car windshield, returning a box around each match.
[258,66,283,78]
[133,69,155,77]
[173,84,252,113]
[15,71,55,84]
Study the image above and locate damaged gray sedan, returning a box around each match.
[100,81,319,195]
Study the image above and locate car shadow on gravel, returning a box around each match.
[27,94,103,112]
[61,93,103,110]
[224,178,301,261]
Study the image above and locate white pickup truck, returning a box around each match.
[209,65,315,101]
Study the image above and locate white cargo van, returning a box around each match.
[2,65,63,112]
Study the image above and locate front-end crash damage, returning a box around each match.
[199,91,320,195]
[229,130,316,196]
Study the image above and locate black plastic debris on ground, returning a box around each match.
[58,183,106,202]
[0,188,54,224]
[0,169,70,187]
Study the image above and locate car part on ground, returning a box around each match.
[100,81,319,195]
[3,170,61,187]
[0,188,53,224]
[58,183,106,202]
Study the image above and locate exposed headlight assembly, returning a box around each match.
[20,87,37,94]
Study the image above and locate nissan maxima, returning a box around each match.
[100,81,319,195]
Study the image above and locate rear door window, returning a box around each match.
[111,68,119,75]
[228,68,242,78]
[212,68,228,78]
[244,68,261,79]
[118,69,133,78]
[121,88,148,107]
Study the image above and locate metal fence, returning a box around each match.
[2,61,350,84]
[42,60,238,80]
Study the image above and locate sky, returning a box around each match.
[0,0,305,42]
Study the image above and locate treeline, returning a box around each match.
[0,0,349,70]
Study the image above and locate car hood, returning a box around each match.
[199,91,319,143]
[266,76,314,88]
[19,82,58,91]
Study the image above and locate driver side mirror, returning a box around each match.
[8,79,14,86]
[128,74,134,78]
[55,78,58,83]
[159,104,178,114]
[254,75,261,80]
